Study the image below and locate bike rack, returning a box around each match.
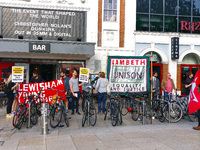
[41,103,49,135]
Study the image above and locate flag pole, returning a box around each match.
[150,52,153,101]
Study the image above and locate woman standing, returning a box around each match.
[95,72,108,114]
[4,75,15,118]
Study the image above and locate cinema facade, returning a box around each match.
[0,0,97,83]
[133,0,200,95]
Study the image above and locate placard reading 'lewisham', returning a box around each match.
[2,7,85,41]
[107,57,149,93]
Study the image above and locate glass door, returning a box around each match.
[181,65,200,95]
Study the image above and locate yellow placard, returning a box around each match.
[80,68,89,75]
[12,67,23,74]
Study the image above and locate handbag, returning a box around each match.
[107,83,111,95]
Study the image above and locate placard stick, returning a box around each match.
[150,52,153,102]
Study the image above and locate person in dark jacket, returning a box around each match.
[4,75,15,118]
[60,70,70,113]
[30,70,43,83]
[185,72,193,95]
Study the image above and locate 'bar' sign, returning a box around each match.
[29,42,50,53]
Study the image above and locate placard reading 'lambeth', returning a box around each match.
[107,57,149,93]
[2,7,85,41]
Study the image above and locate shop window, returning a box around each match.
[165,16,177,32]
[165,0,178,15]
[151,0,163,14]
[1,67,12,83]
[179,16,192,33]
[103,0,117,22]
[137,0,149,13]
[150,15,163,31]
[179,0,191,16]
[193,0,200,16]
[136,14,149,31]
[181,53,200,95]
[182,53,199,64]
[144,52,162,63]
[192,17,200,34]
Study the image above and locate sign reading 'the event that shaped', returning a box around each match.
[107,56,150,94]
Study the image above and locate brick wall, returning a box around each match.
[177,64,181,91]
[162,64,168,81]
[97,0,102,47]
[119,0,125,47]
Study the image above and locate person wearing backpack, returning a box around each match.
[4,75,15,118]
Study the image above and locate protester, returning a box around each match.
[4,75,15,118]
[69,70,84,115]
[30,70,43,83]
[11,83,19,116]
[185,72,193,96]
[151,72,160,97]
[95,72,108,114]
[161,72,176,101]
[60,70,70,113]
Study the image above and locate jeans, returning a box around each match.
[164,92,172,102]
[72,91,80,113]
[97,92,107,113]
[7,93,14,114]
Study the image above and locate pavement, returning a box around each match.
[0,103,200,150]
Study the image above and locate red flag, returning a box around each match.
[188,69,200,114]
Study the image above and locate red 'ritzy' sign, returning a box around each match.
[181,21,200,31]
[17,79,66,104]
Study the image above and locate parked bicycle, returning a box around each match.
[120,92,139,121]
[49,88,69,128]
[162,93,183,123]
[13,88,44,129]
[82,88,97,127]
[104,94,122,126]
[173,94,197,122]
[136,93,152,124]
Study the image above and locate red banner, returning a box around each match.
[188,70,200,114]
[17,79,66,104]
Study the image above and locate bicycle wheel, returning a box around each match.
[49,105,62,128]
[111,102,118,126]
[63,112,69,127]
[187,112,198,122]
[120,99,128,116]
[89,103,97,126]
[164,102,183,123]
[15,107,26,129]
[30,101,38,125]
[118,104,123,125]
[132,102,139,121]
[82,112,87,127]
[144,103,152,124]
[104,102,110,120]
[13,104,24,127]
